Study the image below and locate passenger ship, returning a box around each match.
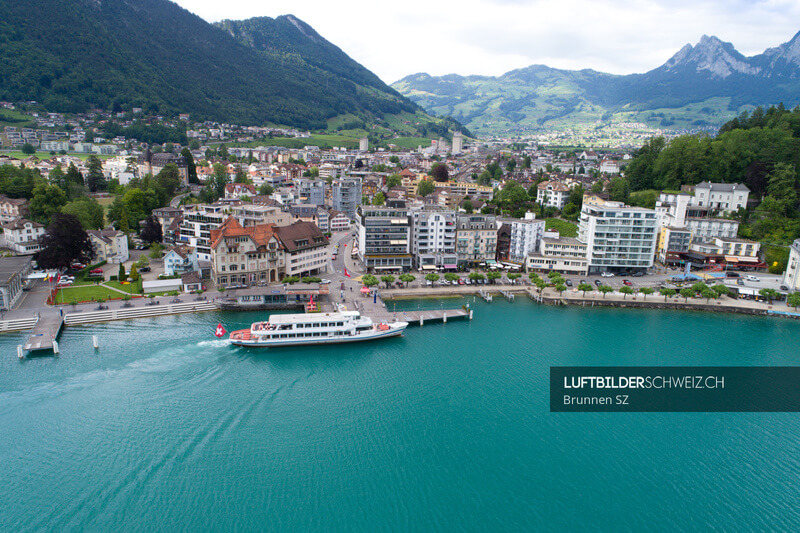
[229,310,408,347]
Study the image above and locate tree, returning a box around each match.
[181,148,199,184]
[282,276,300,284]
[555,283,567,295]
[701,287,717,303]
[372,192,386,206]
[522,156,532,169]
[535,278,547,293]
[29,183,67,224]
[417,179,436,197]
[485,271,500,284]
[468,272,485,283]
[362,274,379,287]
[506,159,517,172]
[508,273,521,283]
[444,273,460,283]
[140,215,163,244]
[431,163,449,182]
[476,170,493,186]
[60,196,104,230]
[463,200,474,214]
[424,273,440,283]
[149,242,164,259]
[759,288,779,303]
[65,163,84,187]
[399,274,415,287]
[787,292,800,309]
[386,174,402,189]
[21,143,36,155]
[188,139,201,150]
[119,263,127,281]
[680,287,695,302]
[380,275,395,288]
[712,284,730,298]
[640,287,655,300]
[258,184,274,196]
[36,214,93,270]
[136,255,150,268]
[607,177,630,203]
[577,283,593,297]
[660,287,677,301]
[130,264,140,282]
[691,282,709,294]
[765,163,798,217]
[156,163,182,196]
[528,272,541,283]
[86,155,107,192]
[620,286,634,299]
[598,285,613,298]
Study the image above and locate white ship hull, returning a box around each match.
[230,323,407,347]
[228,309,408,348]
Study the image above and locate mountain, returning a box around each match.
[393,32,800,135]
[0,0,420,130]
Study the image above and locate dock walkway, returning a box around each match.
[344,293,470,326]
[23,315,64,352]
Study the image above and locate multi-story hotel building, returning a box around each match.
[578,201,658,274]
[355,205,412,273]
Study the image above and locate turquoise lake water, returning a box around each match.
[2,300,800,531]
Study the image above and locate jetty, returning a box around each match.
[23,315,64,353]
[343,292,471,326]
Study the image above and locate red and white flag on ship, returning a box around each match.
[214,323,227,338]
[344,268,351,277]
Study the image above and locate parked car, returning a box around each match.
[594,279,602,287]
[622,279,633,286]
[780,284,789,291]
[727,272,740,278]
[426,280,433,286]
[458,279,465,285]
[601,272,614,278]
[71,263,86,270]
[632,272,644,277]
[565,279,573,287]
[139,266,151,272]
[746,275,760,282]
[737,279,745,286]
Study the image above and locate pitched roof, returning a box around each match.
[209,216,278,250]
[275,221,327,253]
[2,218,43,231]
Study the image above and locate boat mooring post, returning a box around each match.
[17,345,24,359]
[93,335,99,349]
[419,316,423,327]
[52,340,59,355]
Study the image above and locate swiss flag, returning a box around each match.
[214,323,227,338]
[344,268,351,278]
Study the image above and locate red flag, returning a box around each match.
[344,268,351,278]
[214,323,227,338]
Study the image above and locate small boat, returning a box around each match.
[229,310,408,347]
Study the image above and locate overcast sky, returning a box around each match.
[173,0,800,84]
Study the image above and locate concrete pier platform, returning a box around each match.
[23,315,64,352]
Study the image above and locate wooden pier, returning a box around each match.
[23,315,64,353]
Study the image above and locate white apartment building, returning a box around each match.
[333,177,362,220]
[294,178,326,206]
[356,205,412,273]
[179,204,227,261]
[783,239,800,291]
[526,230,588,275]
[506,213,546,264]
[536,181,571,210]
[2,219,44,255]
[578,201,658,273]
[695,182,750,213]
[231,204,291,228]
[410,207,457,270]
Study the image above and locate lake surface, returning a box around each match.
[2,300,800,531]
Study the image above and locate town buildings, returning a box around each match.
[1,219,44,255]
[783,239,800,291]
[536,181,571,210]
[356,205,412,273]
[87,227,129,264]
[455,214,497,267]
[0,195,29,224]
[526,230,588,275]
[695,182,750,213]
[0,256,32,311]
[332,177,362,220]
[137,149,189,186]
[275,222,330,277]
[210,217,284,286]
[578,201,658,273]
[294,178,326,206]
[506,213,546,265]
[410,207,457,270]
[179,204,227,261]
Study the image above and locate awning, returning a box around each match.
[738,257,760,263]
[375,266,401,270]
[360,287,370,293]
[421,265,437,270]
[724,256,739,263]
[486,260,497,264]
[443,264,457,269]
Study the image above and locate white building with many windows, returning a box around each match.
[783,239,800,291]
[179,204,227,261]
[356,205,412,273]
[505,213,546,264]
[410,207,457,270]
[578,201,657,273]
[1,219,44,255]
[695,182,749,213]
[536,181,571,210]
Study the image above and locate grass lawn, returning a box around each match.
[545,218,579,238]
[106,279,142,294]
[55,285,133,304]
[0,150,117,161]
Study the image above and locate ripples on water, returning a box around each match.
[1,303,800,530]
